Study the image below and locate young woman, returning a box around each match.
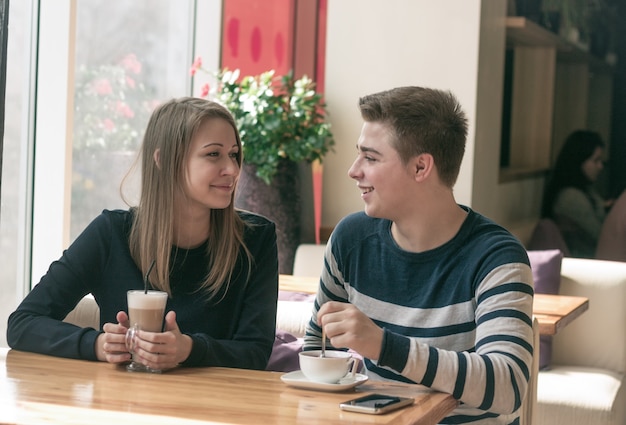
[7,97,279,371]
[541,130,609,258]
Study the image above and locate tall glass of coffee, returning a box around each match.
[125,289,168,373]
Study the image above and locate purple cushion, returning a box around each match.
[527,249,564,370]
[528,249,563,295]
[265,330,303,372]
[278,290,316,302]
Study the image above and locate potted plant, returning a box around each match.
[190,59,335,273]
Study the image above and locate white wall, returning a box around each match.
[321,0,543,234]
[323,0,481,226]
[471,1,545,227]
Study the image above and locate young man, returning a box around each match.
[304,87,534,424]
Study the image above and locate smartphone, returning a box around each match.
[339,393,415,414]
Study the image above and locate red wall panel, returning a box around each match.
[221,0,295,77]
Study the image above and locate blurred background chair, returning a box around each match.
[292,243,327,277]
[527,218,571,257]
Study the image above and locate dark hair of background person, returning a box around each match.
[541,130,606,218]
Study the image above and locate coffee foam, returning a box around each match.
[127,290,168,309]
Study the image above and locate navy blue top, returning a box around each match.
[304,208,534,423]
[7,209,278,369]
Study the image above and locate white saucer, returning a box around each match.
[280,370,368,392]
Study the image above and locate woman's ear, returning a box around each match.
[153,149,161,169]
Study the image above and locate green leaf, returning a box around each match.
[209,68,335,184]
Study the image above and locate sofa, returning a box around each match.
[536,257,626,425]
[510,220,626,425]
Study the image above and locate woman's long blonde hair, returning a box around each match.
[125,97,250,299]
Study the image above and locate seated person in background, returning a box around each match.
[304,87,534,424]
[541,130,610,258]
[596,189,626,262]
[7,97,279,371]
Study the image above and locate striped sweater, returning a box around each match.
[303,208,534,424]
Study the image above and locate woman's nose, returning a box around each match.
[223,159,239,176]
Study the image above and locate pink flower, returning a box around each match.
[190,56,203,76]
[193,56,202,68]
[115,101,135,118]
[120,53,141,75]
[93,78,112,95]
[102,118,115,132]
[200,83,210,98]
[125,76,136,89]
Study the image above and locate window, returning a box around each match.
[0,0,222,347]
[31,0,221,286]
[70,1,195,238]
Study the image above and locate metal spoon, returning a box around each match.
[321,327,326,358]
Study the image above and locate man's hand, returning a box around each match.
[317,301,384,360]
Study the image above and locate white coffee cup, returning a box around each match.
[298,350,358,384]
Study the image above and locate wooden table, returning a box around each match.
[533,293,589,335]
[279,275,590,336]
[279,274,319,294]
[0,348,457,425]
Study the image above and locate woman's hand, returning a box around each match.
[96,311,131,363]
[126,311,193,371]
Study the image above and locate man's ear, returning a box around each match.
[153,148,161,169]
[413,153,434,182]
